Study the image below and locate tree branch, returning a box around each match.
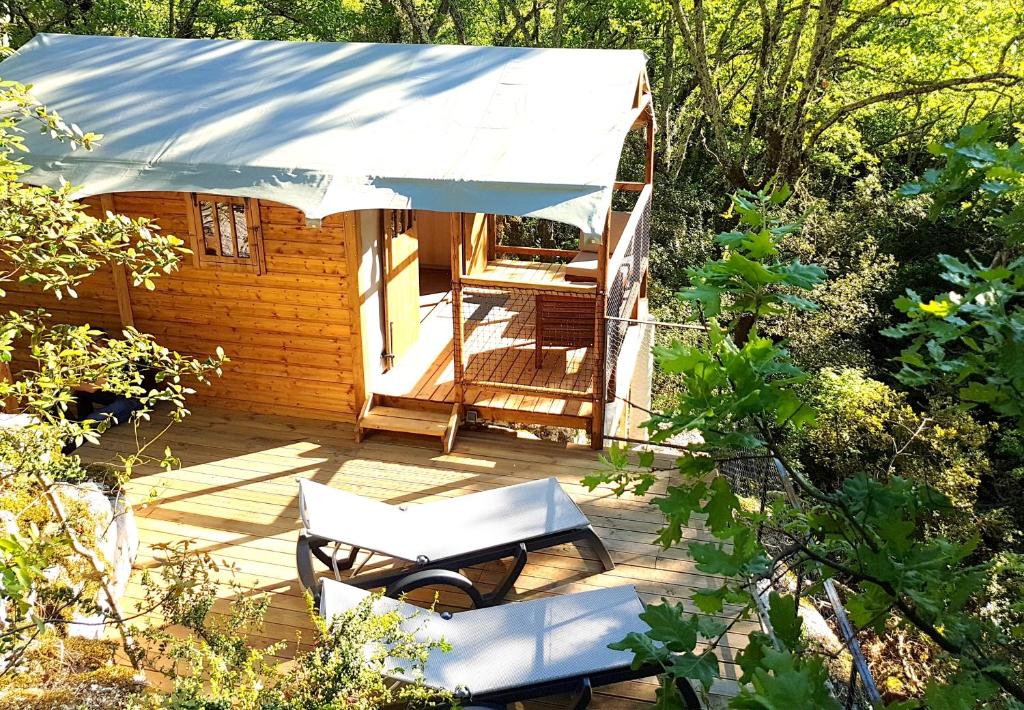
[806,72,1020,152]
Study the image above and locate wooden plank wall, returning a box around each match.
[414,210,452,269]
[7,192,360,422]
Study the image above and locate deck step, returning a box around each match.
[360,406,448,435]
[357,398,461,453]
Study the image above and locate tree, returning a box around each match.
[587,184,1024,707]
[886,125,1024,425]
[658,0,1022,189]
[0,79,224,675]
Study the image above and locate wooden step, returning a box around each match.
[360,406,449,436]
[377,395,454,414]
[356,397,462,453]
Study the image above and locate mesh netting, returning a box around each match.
[718,456,880,709]
[453,285,601,397]
[605,188,653,395]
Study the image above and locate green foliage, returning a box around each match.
[767,178,904,373]
[678,186,823,326]
[609,597,723,705]
[134,544,453,710]
[589,185,1024,707]
[987,430,1024,548]
[791,368,992,514]
[0,634,145,709]
[588,187,842,706]
[659,0,1021,189]
[883,253,1024,427]
[900,124,1024,244]
[0,81,224,681]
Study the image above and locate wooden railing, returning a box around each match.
[491,244,579,260]
[448,188,652,446]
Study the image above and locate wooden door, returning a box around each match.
[382,209,420,367]
[462,213,489,276]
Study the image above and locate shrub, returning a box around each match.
[132,544,452,710]
[0,635,145,709]
[791,368,992,515]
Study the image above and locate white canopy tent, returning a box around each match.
[0,33,651,238]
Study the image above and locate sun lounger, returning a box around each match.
[318,578,701,709]
[296,477,615,606]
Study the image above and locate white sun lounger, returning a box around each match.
[318,578,701,709]
[296,477,615,606]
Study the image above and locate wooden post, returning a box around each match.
[345,211,370,428]
[450,213,466,407]
[591,210,612,449]
[591,293,606,450]
[100,194,135,329]
[1,362,17,413]
[486,214,496,262]
[644,116,655,185]
[599,209,611,290]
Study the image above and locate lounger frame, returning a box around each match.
[459,665,702,709]
[297,524,614,606]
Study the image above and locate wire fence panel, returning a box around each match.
[605,186,653,398]
[453,284,601,398]
[718,456,883,709]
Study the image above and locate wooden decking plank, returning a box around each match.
[85,407,750,707]
[102,436,697,529]
[372,277,596,427]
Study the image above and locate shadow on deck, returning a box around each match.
[84,407,747,707]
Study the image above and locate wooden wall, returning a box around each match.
[462,213,489,276]
[7,191,361,422]
[415,210,453,269]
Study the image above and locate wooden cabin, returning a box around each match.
[1,33,656,450]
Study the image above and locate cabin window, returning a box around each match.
[388,209,414,236]
[189,194,263,272]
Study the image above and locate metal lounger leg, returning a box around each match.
[484,542,528,605]
[570,678,593,710]
[298,535,361,599]
[296,534,320,596]
[579,526,615,571]
[309,539,359,573]
[384,568,487,609]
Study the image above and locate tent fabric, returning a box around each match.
[319,579,647,696]
[298,476,590,563]
[0,33,649,237]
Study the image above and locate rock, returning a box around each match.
[799,599,844,656]
[58,484,139,639]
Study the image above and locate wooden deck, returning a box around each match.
[375,268,595,426]
[86,407,748,707]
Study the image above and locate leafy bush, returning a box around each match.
[0,80,223,680]
[0,635,145,709]
[883,253,1024,425]
[791,368,992,515]
[589,185,1024,707]
[131,544,452,710]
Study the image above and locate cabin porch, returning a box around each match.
[82,406,746,707]
[361,183,653,450]
[373,263,598,426]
